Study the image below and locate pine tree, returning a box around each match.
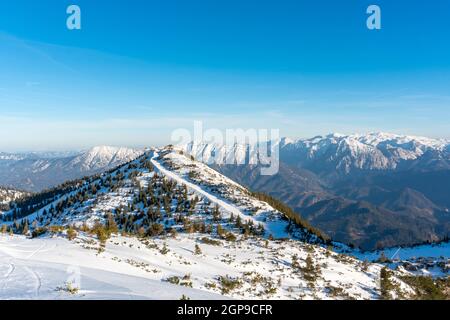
[194,244,202,255]
[380,267,393,300]
[235,216,242,228]
[217,224,224,237]
[67,227,77,241]
[160,242,169,255]
[291,254,300,269]
[106,213,118,234]
[22,219,29,235]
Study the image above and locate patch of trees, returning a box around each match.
[379,267,395,300]
[1,175,100,222]
[401,275,450,300]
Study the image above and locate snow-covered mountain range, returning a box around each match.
[180,133,450,250]
[0,146,143,191]
[0,146,447,299]
[182,132,450,174]
[281,132,450,173]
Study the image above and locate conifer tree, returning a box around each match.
[67,227,77,241]
[106,213,118,234]
[194,244,202,255]
[22,219,29,235]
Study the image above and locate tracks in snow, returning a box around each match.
[0,237,44,297]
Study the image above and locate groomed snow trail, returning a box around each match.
[151,151,259,226]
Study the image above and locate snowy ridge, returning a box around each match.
[180,132,450,173]
[0,146,143,191]
[284,132,450,172]
[154,149,299,239]
[0,188,29,208]
[68,146,143,171]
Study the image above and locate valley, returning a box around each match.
[182,132,450,249]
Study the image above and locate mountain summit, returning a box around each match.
[281,132,450,173]
[182,132,450,174]
[67,146,143,171]
[0,146,143,191]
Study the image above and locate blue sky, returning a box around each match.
[0,0,449,150]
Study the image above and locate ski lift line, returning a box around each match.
[390,248,401,260]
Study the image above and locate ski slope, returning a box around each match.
[0,232,390,300]
[0,234,224,300]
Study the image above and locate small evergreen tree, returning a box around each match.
[67,227,77,241]
[380,267,393,300]
[194,244,202,255]
[105,213,118,234]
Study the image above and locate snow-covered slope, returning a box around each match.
[27,146,143,174]
[180,132,450,174]
[66,146,143,172]
[0,232,390,300]
[0,187,29,215]
[0,146,143,191]
[282,132,450,173]
[0,234,222,300]
[1,146,445,300]
[0,187,28,205]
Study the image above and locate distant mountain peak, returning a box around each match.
[69,146,143,171]
[180,132,450,174]
[0,146,143,192]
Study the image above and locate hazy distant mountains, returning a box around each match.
[181,132,450,249]
[0,146,143,192]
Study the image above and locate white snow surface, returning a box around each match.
[0,232,392,300]
[69,146,143,171]
[0,188,27,205]
[0,234,222,300]
[354,241,450,261]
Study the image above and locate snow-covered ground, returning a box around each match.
[0,232,392,300]
[354,242,450,261]
[0,188,28,205]
[0,234,222,300]
[349,242,450,277]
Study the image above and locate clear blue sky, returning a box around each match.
[0,0,449,150]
